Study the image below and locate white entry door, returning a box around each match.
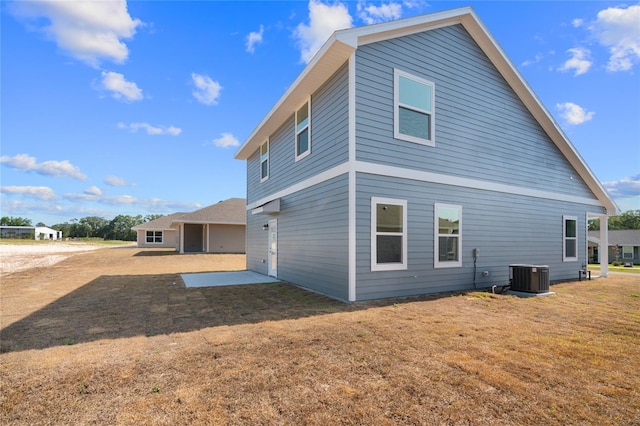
[268,219,277,277]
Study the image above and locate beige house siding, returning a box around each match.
[208,224,245,253]
[136,229,178,249]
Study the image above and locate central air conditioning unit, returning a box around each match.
[509,264,550,293]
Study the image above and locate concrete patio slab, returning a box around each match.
[181,271,281,288]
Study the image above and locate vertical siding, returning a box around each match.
[246,174,350,301]
[356,173,605,300]
[355,24,595,200]
[246,63,350,205]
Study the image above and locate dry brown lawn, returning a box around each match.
[1,246,639,425]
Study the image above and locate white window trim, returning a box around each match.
[260,140,269,182]
[394,68,435,146]
[295,97,311,161]
[622,246,633,259]
[563,215,578,262]
[146,230,163,244]
[371,197,408,272]
[434,203,462,268]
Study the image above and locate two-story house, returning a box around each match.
[234,7,617,302]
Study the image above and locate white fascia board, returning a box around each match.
[234,37,356,160]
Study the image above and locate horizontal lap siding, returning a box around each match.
[276,174,350,301]
[246,63,349,205]
[355,24,595,200]
[136,229,177,249]
[356,173,603,301]
[246,211,268,274]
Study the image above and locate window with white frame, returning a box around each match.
[394,69,435,146]
[563,216,577,262]
[371,197,407,271]
[622,246,633,259]
[260,140,269,181]
[434,204,462,268]
[295,99,310,160]
[146,231,163,244]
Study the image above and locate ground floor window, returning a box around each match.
[146,231,163,243]
[622,246,633,259]
[371,197,407,271]
[434,203,462,268]
[563,216,577,262]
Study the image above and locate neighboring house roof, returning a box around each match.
[233,6,618,215]
[171,198,246,225]
[132,212,187,231]
[589,230,640,246]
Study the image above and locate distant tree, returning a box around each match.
[36,222,47,227]
[608,210,640,230]
[79,216,109,238]
[104,215,143,241]
[588,218,600,231]
[51,222,72,238]
[0,216,33,226]
[144,214,164,222]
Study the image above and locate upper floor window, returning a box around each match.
[434,204,462,268]
[295,99,311,161]
[394,69,435,146]
[371,197,407,271]
[260,141,269,182]
[563,216,577,262]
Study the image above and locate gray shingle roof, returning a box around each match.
[588,230,640,246]
[172,198,246,225]
[132,212,187,231]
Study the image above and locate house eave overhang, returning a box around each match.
[170,220,245,226]
[234,6,619,215]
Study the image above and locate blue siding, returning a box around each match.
[246,63,350,205]
[247,174,350,301]
[355,173,604,301]
[355,24,594,199]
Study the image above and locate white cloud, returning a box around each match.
[0,154,86,180]
[191,73,222,106]
[100,71,143,101]
[84,186,102,196]
[357,1,402,25]
[118,122,182,136]
[293,0,353,64]
[1,185,56,201]
[9,0,142,67]
[246,25,264,53]
[602,174,640,198]
[522,52,543,67]
[556,102,595,125]
[589,5,640,72]
[104,175,134,187]
[212,133,240,148]
[572,18,584,28]
[558,47,592,76]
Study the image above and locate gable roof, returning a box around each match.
[132,212,187,231]
[589,230,640,246]
[171,198,246,225]
[234,6,618,215]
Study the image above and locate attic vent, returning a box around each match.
[509,264,550,293]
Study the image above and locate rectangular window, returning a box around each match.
[563,216,578,262]
[260,140,269,181]
[371,197,407,271]
[434,204,462,268]
[622,246,633,259]
[146,231,163,244]
[295,99,311,160]
[394,69,435,146]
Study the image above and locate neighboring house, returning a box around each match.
[132,212,186,249]
[131,198,246,253]
[589,230,640,264]
[172,198,246,254]
[234,7,617,302]
[0,226,62,240]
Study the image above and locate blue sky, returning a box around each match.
[1,1,639,226]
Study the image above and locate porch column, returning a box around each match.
[179,223,184,254]
[598,214,609,278]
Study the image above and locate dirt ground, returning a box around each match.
[1,245,639,425]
